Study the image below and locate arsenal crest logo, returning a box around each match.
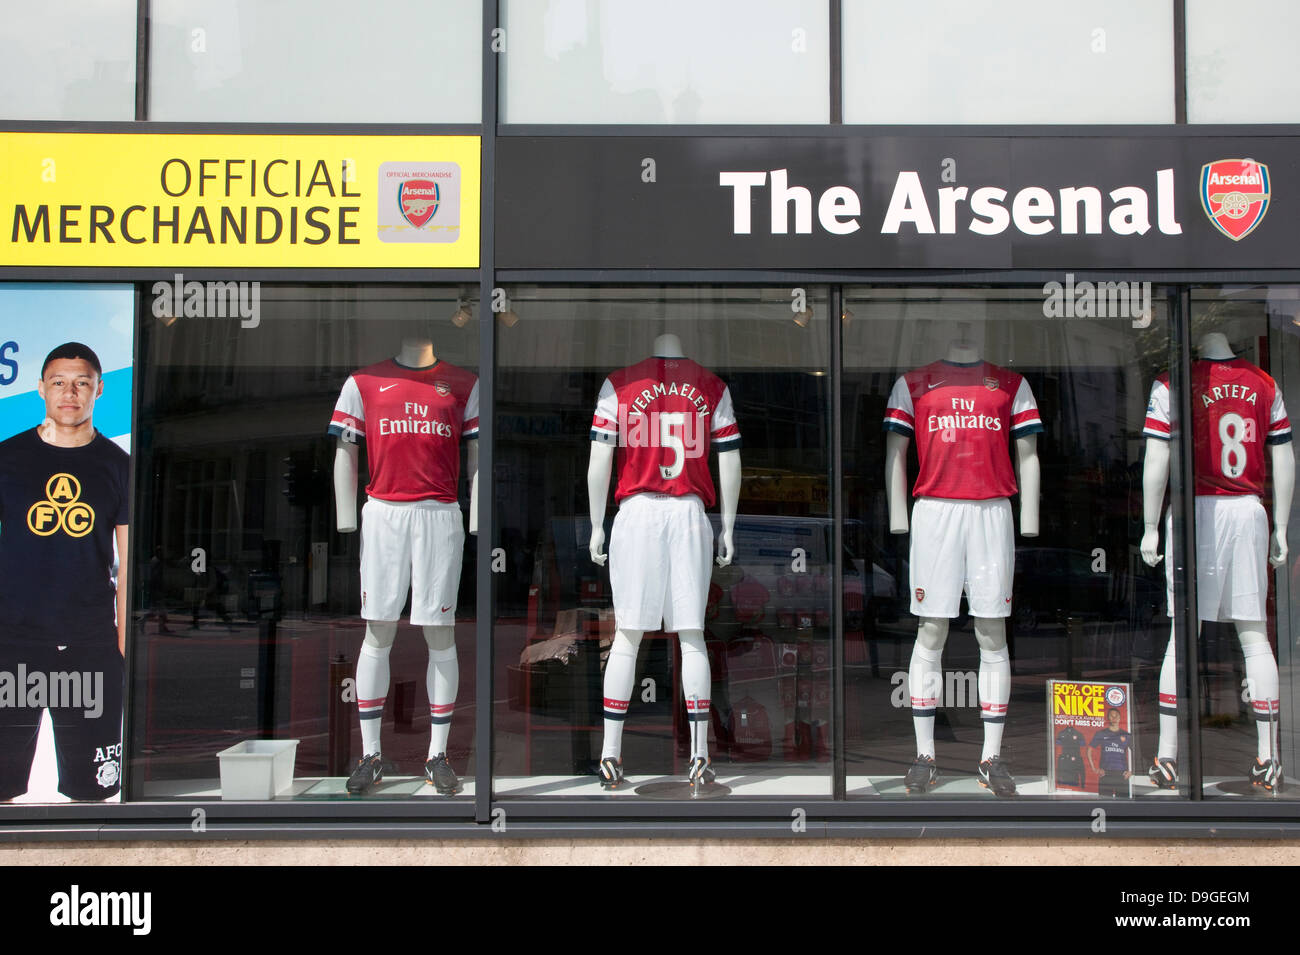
[1200,159,1270,241]
[398,179,441,228]
[915,587,925,603]
[984,377,999,391]
[434,381,451,396]
[378,161,461,244]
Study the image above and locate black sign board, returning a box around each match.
[497,135,1300,270]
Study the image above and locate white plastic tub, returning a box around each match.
[216,739,300,800]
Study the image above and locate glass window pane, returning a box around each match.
[843,285,1184,798]
[1187,1,1300,122]
[493,286,833,799]
[129,284,480,805]
[1189,287,1297,798]
[500,0,829,124]
[0,0,136,120]
[843,1,1174,124]
[149,0,482,122]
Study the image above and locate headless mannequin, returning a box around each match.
[333,336,479,764]
[885,340,1041,765]
[589,333,741,772]
[1141,332,1294,767]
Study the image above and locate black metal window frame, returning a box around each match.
[2,0,1298,838]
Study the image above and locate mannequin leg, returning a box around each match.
[1157,625,1179,760]
[973,617,1010,762]
[601,628,643,761]
[1237,622,1280,762]
[357,621,397,757]
[422,625,457,759]
[678,628,711,760]
[909,617,949,758]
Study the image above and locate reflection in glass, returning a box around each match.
[1187,1,1300,122]
[844,287,1180,798]
[494,287,832,798]
[0,1,135,120]
[129,286,479,802]
[843,0,1173,124]
[501,0,829,123]
[149,0,481,122]
[1187,288,1298,798]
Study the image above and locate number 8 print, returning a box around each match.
[1219,412,1247,479]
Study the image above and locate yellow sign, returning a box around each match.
[1,133,480,268]
[1052,681,1106,718]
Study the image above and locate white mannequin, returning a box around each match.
[945,337,980,364]
[588,334,741,787]
[888,339,1041,537]
[589,334,740,567]
[1140,332,1294,776]
[331,336,479,780]
[651,331,684,359]
[885,342,1041,786]
[334,337,480,536]
[1141,332,1293,568]
[886,338,1041,535]
[1141,332,1293,567]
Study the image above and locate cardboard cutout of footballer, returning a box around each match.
[0,284,134,803]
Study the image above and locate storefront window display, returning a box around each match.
[7,279,1295,819]
[842,286,1188,800]
[492,287,834,799]
[128,284,480,803]
[1181,287,1300,799]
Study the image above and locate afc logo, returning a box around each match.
[94,742,122,789]
[26,473,95,538]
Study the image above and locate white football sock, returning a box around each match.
[909,643,943,758]
[601,629,642,760]
[427,645,458,759]
[679,630,712,760]
[1157,629,1178,760]
[978,646,1010,762]
[357,641,391,757]
[1241,631,1279,761]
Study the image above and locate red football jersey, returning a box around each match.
[590,356,741,506]
[883,360,1043,500]
[328,358,479,503]
[1144,358,1292,497]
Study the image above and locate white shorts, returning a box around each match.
[1166,495,1269,623]
[360,497,465,626]
[909,497,1014,619]
[609,493,713,633]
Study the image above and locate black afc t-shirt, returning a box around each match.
[0,428,129,647]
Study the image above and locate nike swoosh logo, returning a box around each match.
[379,384,398,392]
[927,381,945,389]
[441,605,452,613]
